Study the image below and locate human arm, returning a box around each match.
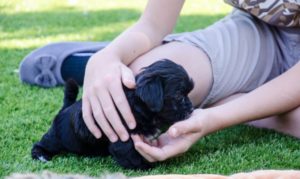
[83,0,185,142]
[132,61,300,161]
[204,61,300,134]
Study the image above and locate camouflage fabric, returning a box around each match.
[224,0,300,27]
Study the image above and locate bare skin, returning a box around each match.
[82,0,300,162]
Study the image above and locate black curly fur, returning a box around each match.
[32,59,194,169]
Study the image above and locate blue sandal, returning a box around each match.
[19,41,109,88]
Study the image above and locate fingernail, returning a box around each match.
[110,135,118,143]
[121,134,129,142]
[170,128,178,138]
[128,122,136,129]
[95,133,101,139]
[125,80,136,88]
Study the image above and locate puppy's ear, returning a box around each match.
[136,77,163,112]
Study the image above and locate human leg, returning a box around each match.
[247,108,300,139]
[129,41,213,106]
[61,52,93,85]
[19,42,109,87]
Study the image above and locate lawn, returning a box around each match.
[0,0,299,178]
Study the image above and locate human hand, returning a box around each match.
[132,109,208,162]
[82,50,136,142]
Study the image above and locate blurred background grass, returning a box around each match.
[0,0,299,178]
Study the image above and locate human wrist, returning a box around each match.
[102,28,153,65]
[89,49,122,64]
[201,107,228,136]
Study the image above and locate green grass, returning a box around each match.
[0,0,299,178]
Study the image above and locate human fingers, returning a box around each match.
[131,135,156,162]
[133,135,159,150]
[132,134,171,162]
[137,135,159,148]
[121,65,136,89]
[82,95,101,138]
[132,133,195,162]
[89,96,118,142]
[109,68,136,130]
[134,140,169,162]
[96,83,129,142]
[144,138,158,147]
[168,111,204,138]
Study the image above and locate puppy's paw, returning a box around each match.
[31,143,54,162]
[109,140,153,170]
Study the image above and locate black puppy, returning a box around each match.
[32,59,194,170]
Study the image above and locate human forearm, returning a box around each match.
[101,0,184,65]
[205,62,300,134]
[102,22,161,65]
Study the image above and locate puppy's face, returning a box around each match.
[135,59,194,135]
[157,78,194,126]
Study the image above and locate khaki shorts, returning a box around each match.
[163,9,300,107]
